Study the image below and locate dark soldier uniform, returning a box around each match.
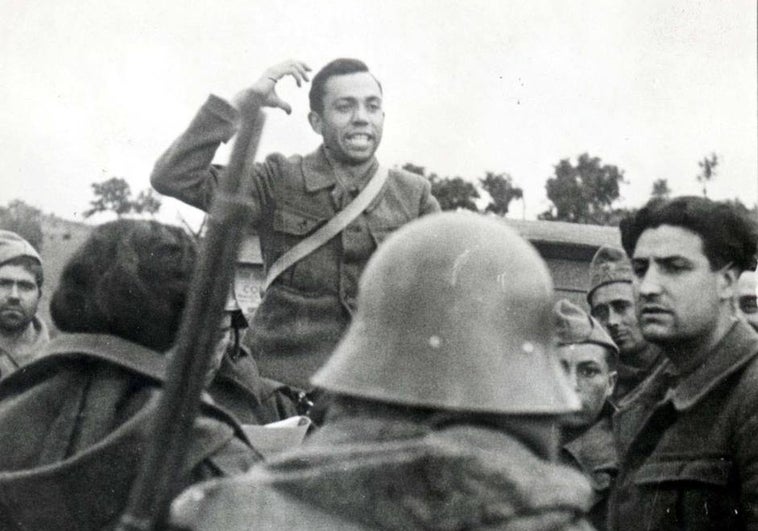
[610,321,758,530]
[562,404,617,529]
[609,196,758,530]
[553,298,620,529]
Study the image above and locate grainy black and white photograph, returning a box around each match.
[0,1,757,529]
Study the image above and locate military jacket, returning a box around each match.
[609,321,758,530]
[561,403,618,530]
[151,96,440,387]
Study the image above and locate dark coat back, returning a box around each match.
[0,333,261,530]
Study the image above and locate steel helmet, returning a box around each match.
[312,212,580,415]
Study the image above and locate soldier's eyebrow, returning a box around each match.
[333,96,358,104]
[654,256,694,268]
[631,255,693,266]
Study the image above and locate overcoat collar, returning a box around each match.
[670,320,758,411]
[563,402,618,484]
[38,333,168,382]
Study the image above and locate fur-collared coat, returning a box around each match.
[172,413,594,530]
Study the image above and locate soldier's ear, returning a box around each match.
[717,264,739,302]
[607,371,618,399]
[308,111,323,136]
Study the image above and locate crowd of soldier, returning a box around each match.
[0,56,756,530]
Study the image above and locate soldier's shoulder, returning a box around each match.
[388,166,431,188]
[262,151,306,170]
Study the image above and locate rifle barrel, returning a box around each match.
[116,106,266,531]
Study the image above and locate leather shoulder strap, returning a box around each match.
[261,165,390,293]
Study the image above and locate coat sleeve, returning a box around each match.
[150,95,259,216]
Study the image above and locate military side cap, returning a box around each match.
[0,230,41,266]
[553,299,618,356]
[587,245,632,302]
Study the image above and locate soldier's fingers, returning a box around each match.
[293,62,312,82]
[270,95,292,115]
[287,64,311,87]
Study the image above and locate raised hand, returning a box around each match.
[232,60,312,115]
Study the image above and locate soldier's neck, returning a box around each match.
[620,341,659,369]
[323,147,375,182]
[0,321,32,348]
[662,313,737,376]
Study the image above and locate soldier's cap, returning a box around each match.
[0,230,42,267]
[587,244,632,303]
[553,299,618,357]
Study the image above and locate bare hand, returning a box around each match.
[232,60,312,115]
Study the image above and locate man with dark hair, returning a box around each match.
[171,213,593,530]
[609,196,758,530]
[587,245,663,402]
[553,298,618,530]
[0,220,261,530]
[152,59,440,389]
[0,230,48,378]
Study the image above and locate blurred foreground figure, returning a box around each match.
[0,230,48,377]
[610,197,758,530]
[737,269,758,332]
[587,245,663,402]
[554,299,618,530]
[0,220,260,530]
[172,213,593,530]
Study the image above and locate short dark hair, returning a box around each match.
[308,58,381,115]
[1,256,43,289]
[620,196,758,272]
[51,219,197,352]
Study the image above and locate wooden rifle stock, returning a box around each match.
[116,104,266,531]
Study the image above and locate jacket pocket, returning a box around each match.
[270,207,329,287]
[634,457,732,486]
[273,206,326,236]
[633,457,739,530]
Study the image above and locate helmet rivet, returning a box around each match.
[428,335,442,349]
[522,341,534,353]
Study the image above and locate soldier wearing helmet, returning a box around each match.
[171,212,593,530]
[553,298,619,530]
[0,230,48,378]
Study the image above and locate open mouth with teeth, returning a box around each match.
[344,133,373,149]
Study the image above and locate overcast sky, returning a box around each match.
[2,0,756,227]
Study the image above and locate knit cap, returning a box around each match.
[553,299,618,356]
[0,230,41,267]
[587,245,632,302]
